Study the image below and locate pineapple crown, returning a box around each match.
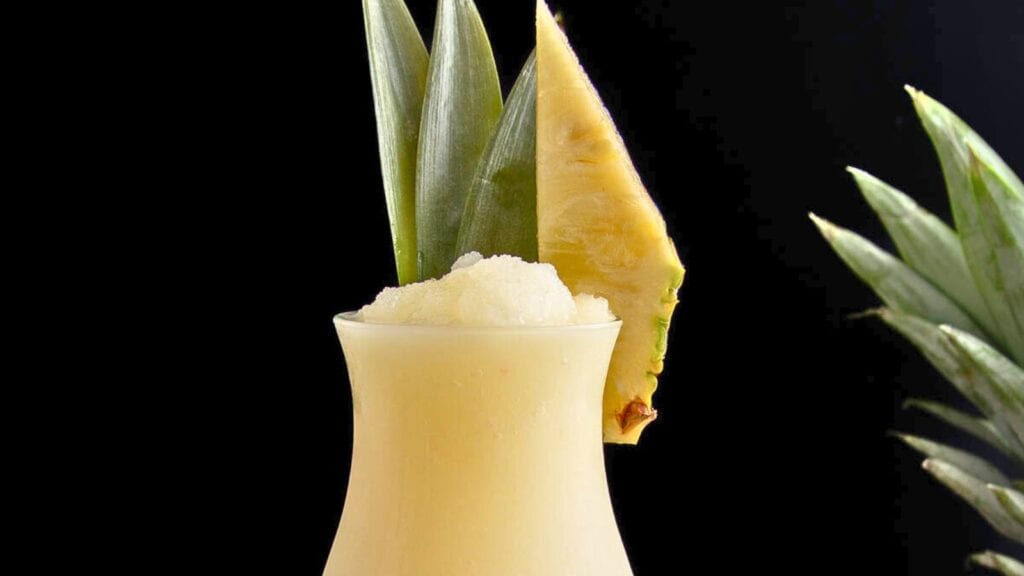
[364,0,537,285]
[812,86,1024,574]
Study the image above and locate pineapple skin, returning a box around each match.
[536,0,685,444]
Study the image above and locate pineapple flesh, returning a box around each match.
[536,1,685,444]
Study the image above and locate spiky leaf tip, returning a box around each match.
[846,167,993,330]
[969,551,1024,576]
[906,86,1024,362]
[894,432,1009,485]
[808,213,982,335]
[922,459,1024,544]
[940,325,1024,447]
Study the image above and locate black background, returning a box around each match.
[131,0,1024,574]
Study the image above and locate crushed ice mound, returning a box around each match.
[357,253,616,326]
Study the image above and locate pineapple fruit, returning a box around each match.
[363,0,684,443]
[536,1,684,443]
[813,87,1024,574]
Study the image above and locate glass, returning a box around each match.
[323,313,632,575]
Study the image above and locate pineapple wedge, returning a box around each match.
[536,1,685,444]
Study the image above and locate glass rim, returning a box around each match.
[333,311,622,333]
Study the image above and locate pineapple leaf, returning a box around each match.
[894,433,1010,485]
[970,551,1024,576]
[989,484,1024,529]
[877,310,1024,462]
[922,459,1024,543]
[941,325,1024,446]
[847,167,994,331]
[903,398,1011,459]
[906,86,1024,202]
[417,0,503,279]
[456,50,538,261]
[363,0,429,285]
[809,214,983,334]
[906,86,1024,362]
[963,144,1024,364]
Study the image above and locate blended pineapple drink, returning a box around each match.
[324,254,632,575]
[337,0,685,573]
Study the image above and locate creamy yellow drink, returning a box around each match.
[323,255,632,576]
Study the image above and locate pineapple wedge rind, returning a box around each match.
[417,0,503,279]
[362,0,428,285]
[536,0,684,444]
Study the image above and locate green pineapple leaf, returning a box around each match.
[989,484,1024,530]
[922,459,1024,543]
[906,86,1024,363]
[963,145,1024,364]
[456,50,538,261]
[877,310,1024,463]
[416,0,503,279]
[847,167,994,331]
[894,433,1009,485]
[903,398,1011,458]
[809,214,983,334]
[941,325,1024,446]
[824,90,1024,574]
[905,85,1023,202]
[362,0,429,285]
[970,551,1024,576]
